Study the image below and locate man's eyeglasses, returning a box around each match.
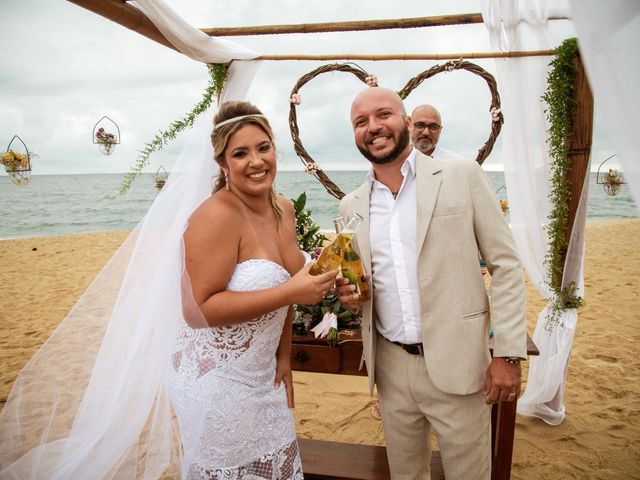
[413,122,442,133]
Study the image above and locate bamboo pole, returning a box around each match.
[202,14,485,36]
[64,2,557,61]
[201,13,569,37]
[66,0,178,52]
[559,54,594,282]
[257,51,555,61]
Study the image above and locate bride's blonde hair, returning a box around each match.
[211,101,283,227]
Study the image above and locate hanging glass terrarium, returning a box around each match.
[1,135,34,186]
[596,154,625,197]
[154,165,168,190]
[92,116,121,156]
[495,185,509,216]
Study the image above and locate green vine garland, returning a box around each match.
[542,37,585,330]
[118,63,229,194]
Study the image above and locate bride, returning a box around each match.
[0,101,337,479]
[172,101,337,478]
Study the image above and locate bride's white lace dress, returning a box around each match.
[170,259,303,479]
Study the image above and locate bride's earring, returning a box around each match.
[223,170,230,190]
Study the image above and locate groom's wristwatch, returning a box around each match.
[502,356,522,365]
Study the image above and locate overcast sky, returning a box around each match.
[0,0,616,176]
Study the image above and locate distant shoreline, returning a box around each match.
[2,218,638,243]
[2,172,636,240]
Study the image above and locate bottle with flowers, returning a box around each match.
[603,168,624,197]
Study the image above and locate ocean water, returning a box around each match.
[0,171,637,240]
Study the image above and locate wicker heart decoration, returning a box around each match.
[288,60,503,199]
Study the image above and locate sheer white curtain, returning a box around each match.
[482,0,553,297]
[129,0,262,91]
[481,0,588,425]
[569,0,640,205]
[0,1,261,478]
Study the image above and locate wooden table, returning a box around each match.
[292,330,539,480]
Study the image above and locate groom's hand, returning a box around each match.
[483,358,522,404]
[334,277,361,311]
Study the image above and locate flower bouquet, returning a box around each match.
[1,150,30,172]
[499,199,509,216]
[1,145,36,186]
[95,127,118,155]
[295,290,361,346]
[603,169,624,197]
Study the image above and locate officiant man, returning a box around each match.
[410,104,463,161]
[335,87,527,480]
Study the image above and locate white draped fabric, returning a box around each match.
[519,171,590,424]
[482,0,554,298]
[481,0,588,425]
[568,0,640,205]
[0,1,262,478]
[129,0,262,95]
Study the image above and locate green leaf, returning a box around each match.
[341,268,357,285]
[118,63,227,194]
[541,38,585,331]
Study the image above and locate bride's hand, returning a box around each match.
[275,357,294,408]
[287,263,338,305]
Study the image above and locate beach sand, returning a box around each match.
[1,220,639,478]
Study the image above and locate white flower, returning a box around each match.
[304,163,322,175]
[490,107,501,122]
[289,93,302,105]
[310,312,338,339]
[365,75,378,87]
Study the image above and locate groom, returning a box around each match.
[335,87,527,480]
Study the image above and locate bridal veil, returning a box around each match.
[0,0,262,477]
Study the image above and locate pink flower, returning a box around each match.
[290,93,302,105]
[490,107,501,122]
[365,75,378,87]
[304,163,321,175]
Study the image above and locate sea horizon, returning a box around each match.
[1,171,637,240]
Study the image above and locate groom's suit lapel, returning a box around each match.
[415,153,443,255]
[350,182,372,271]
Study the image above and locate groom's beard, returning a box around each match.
[357,126,411,165]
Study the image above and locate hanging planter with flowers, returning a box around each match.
[1,135,36,186]
[495,185,509,216]
[92,116,121,156]
[596,154,625,197]
[154,165,168,190]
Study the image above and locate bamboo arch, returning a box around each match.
[57,5,595,480]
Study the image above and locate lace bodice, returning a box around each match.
[170,260,303,479]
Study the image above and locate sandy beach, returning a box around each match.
[1,219,639,479]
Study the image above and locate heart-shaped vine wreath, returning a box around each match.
[288,60,503,200]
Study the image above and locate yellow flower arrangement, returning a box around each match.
[499,199,509,215]
[1,150,30,171]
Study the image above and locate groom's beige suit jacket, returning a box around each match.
[339,152,527,396]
